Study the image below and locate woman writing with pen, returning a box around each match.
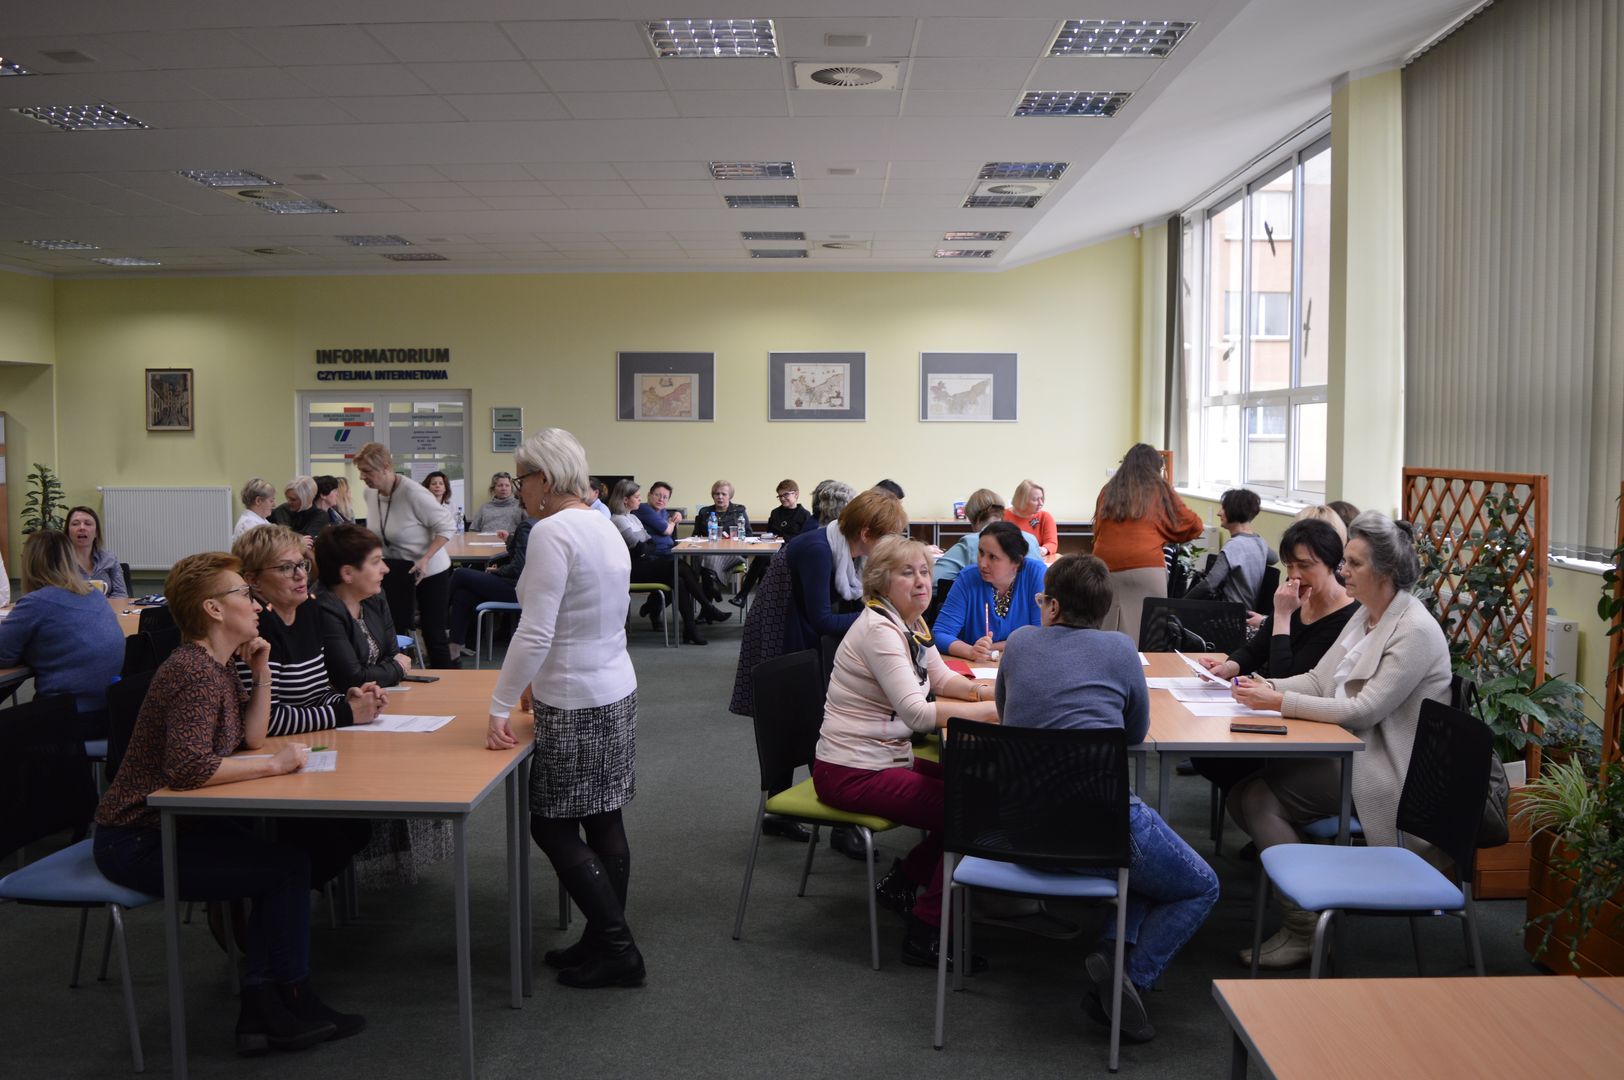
[930,521,1048,661]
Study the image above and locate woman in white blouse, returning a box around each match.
[485,428,643,990]
[233,478,277,540]
[353,443,455,669]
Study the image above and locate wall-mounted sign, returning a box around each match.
[492,406,523,429]
[315,347,452,382]
[492,430,523,453]
[309,426,375,454]
[389,425,457,456]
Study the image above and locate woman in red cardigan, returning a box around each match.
[1004,478,1058,557]
[1091,444,1204,645]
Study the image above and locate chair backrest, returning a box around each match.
[119,563,133,596]
[941,719,1130,870]
[1254,565,1281,614]
[137,604,175,636]
[748,650,827,792]
[122,632,156,676]
[106,668,155,784]
[146,625,181,667]
[1396,698,1494,879]
[0,695,97,861]
[1138,597,1250,653]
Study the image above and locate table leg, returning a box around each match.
[1230,1029,1249,1080]
[1134,750,1146,795]
[670,553,681,649]
[519,758,532,998]
[1157,752,1172,818]
[452,815,475,1080]
[1337,752,1354,845]
[505,773,522,1010]
[161,809,188,1080]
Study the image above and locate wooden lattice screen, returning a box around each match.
[1605,482,1624,765]
[1159,450,1174,484]
[1403,468,1549,763]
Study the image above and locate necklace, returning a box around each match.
[993,589,1013,618]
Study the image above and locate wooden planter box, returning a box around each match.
[1474,788,1532,899]
[1523,829,1624,975]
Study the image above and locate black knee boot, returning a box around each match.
[555,858,644,988]
[543,854,630,970]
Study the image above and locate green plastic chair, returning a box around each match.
[627,582,672,646]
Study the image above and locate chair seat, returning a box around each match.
[953,856,1123,899]
[84,739,109,759]
[0,839,158,909]
[765,779,894,832]
[912,735,941,764]
[476,601,522,613]
[628,583,670,594]
[395,634,414,650]
[1261,844,1465,912]
[1300,815,1364,840]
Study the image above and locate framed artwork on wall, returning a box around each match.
[768,352,866,421]
[617,352,715,421]
[145,368,194,431]
[918,352,1018,422]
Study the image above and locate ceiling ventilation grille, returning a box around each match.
[793,62,899,90]
[14,104,150,130]
[944,231,1009,242]
[180,169,280,188]
[92,257,161,267]
[711,161,795,179]
[382,252,448,262]
[338,234,412,247]
[741,231,804,241]
[963,194,1041,209]
[725,195,799,209]
[0,57,33,76]
[750,249,808,258]
[935,249,995,258]
[20,239,99,250]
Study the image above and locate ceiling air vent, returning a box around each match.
[971,179,1053,200]
[794,62,899,90]
[237,246,305,256]
[820,242,865,250]
[225,188,340,214]
[749,249,807,258]
[725,194,799,209]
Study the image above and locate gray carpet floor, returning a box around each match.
[3,626,1548,1078]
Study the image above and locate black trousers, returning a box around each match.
[382,560,454,668]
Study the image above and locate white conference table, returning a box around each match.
[668,536,783,648]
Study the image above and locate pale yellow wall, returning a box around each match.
[0,269,59,567]
[47,236,1142,529]
[0,268,55,367]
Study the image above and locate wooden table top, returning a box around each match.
[1584,976,1624,1012]
[1213,976,1624,1079]
[1143,652,1364,754]
[671,537,784,555]
[444,532,510,561]
[148,669,531,816]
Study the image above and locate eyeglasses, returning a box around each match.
[1034,592,1058,605]
[778,491,798,499]
[213,584,254,600]
[514,470,542,491]
[269,560,311,576]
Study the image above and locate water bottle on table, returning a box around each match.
[707,515,719,541]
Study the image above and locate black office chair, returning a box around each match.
[924,578,954,628]
[118,563,133,597]
[136,605,175,635]
[105,669,155,785]
[1138,597,1250,653]
[1253,565,1281,614]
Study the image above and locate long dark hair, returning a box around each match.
[1097,443,1179,522]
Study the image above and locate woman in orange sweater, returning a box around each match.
[1004,478,1058,557]
[1092,444,1204,645]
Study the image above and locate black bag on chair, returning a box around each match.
[1454,675,1511,848]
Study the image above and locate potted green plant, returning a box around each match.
[1517,757,1624,973]
[21,462,66,534]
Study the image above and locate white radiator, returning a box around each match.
[101,486,233,571]
[1545,613,1580,681]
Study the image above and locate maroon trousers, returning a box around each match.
[812,755,944,926]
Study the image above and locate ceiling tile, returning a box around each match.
[285,65,432,97]
[479,196,568,210]
[409,62,548,95]
[348,165,448,182]
[638,195,721,209]
[114,99,259,127]
[231,26,398,66]
[524,164,622,182]
[915,18,1059,58]
[180,67,322,100]
[672,91,788,118]
[4,35,152,72]
[0,70,206,105]
[797,178,886,194]
[613,162,713,181]
[657,59,785,92]
[887,160,983,179]
[378,182,470,198]
[542,180,634,196]
[226,98,360,125]
[1029,57,1159,93]
[284,183,390,198]
[500,21,652,61]
[337,96,464,123]
[906,57,1037,91]
[459,181,552,197]
[533,59,665,93]
[557,93,677,120]
[311,197,412,214]
[772,18,920,59]
[404,197,488,211]
[559,196,645,210]
[881,193,964,207]
[118,29,276,69]
[625,180,717,196]
[799,194,883,208]
[885,176,974,194]
[902,91,1021,117]
[787,91,901,117]
[444,94,568,121]
[435,164,535,183]
[367,22,521,63]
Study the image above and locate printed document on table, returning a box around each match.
[1170,686,1239,703]
[1174,651,1230,685]
[466,542,505,547]
[1147,677,1209,690]
[348,714,456,734]
[971,667,999,679]
[1139,652,1151,666]
[1183,702,1284,718]
[238,750,337,771]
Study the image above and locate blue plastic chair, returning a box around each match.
[1251,699,1491,979]
[1300,815,1364,841]
[473,602,522,668]
[934,721,1133,1071]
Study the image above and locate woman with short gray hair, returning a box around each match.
[810,479,857,525]
[271,476,325,544]
[234,478,277,540]
[1227,510,1449,970]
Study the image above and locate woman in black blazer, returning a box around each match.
[313,525,410,689]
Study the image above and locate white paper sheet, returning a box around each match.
[1146,677,1209,690]
[1183,702,1283,718]
[238,750,336,771]
[1139,652,1150,666]
[348,714,456,733]
[465,542,505,547]
[971,667,999,679]
[1170,686,1238,703]
[1174,650,1230,685]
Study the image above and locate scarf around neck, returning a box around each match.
[827,520,863,601]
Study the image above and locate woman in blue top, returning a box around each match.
[931,521,1047,661]
[67,505,127,597]
[0,529,124,736]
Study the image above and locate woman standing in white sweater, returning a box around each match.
[353,442,455,669]
[485,428,642,990]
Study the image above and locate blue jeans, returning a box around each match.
[1076,798,1220,989]
[446,567,518,649]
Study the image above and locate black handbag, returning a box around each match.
[1454,675,1511,848]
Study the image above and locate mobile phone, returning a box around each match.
[401,674,440,683]
[1230,722,1288,736]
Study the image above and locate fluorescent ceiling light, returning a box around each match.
[1014,91,1131,117]
[710,161,795,180]
[741,231,804,241]
[179,169,280,188]
[943,231,1008,242]
[963,194,1041,209]
[749,249,807,258]
[725,194,799,208]
[935,249,995,258]
[382,252,447,261]
[978,162,1068,181]
[20,239,99,250]
[92,257,161,267]
[13,104,151,130]
[1049,19,1194,57]
[251,198,340,215]
[647,19,777,58]
[338,235,412,247]
[0,57,34,76]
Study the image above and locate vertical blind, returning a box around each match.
[1404,0,1624,559]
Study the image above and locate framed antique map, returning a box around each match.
[768,352,866,421]
[919,352,1017,422]
[616,352,715,422]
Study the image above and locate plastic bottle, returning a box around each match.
[707,514,719,541]
[455,506,464,534]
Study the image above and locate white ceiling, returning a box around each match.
[0,1,1477,277]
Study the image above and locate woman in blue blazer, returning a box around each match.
[931,521,1048,661]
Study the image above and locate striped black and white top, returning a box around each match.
[234,599,353,736]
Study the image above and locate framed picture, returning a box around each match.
[768,352,866,421]
[145,368,194,431]
[617,352,715,422]
[919,352,1018,422]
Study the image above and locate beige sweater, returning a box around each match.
[816,605,955,772]
[1270,589,1451,848]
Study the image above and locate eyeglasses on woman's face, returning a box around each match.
[213,583,255,600]
[514,470,542,492]
[268,559,311,577]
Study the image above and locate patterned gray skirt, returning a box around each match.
[529,690,638,818]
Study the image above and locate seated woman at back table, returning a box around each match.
[691,479,751,595]
[314,525,411,691]
[931,521,1048,661]
[933,488,1005,589]
[270,477,324,547]
[1091,444,1203,645]
[812,535,1000,970]
[468,471,524,536]
[66,505,127,598]
[996,554,1219,1044]
[93,551,362,1055]
[422,471,453,508]
[1004,478,1058,557]
[1227,511,1450,969]
[1184,487,1271,607]
[610,479,726,646]
[0,529,123,735]
[782,488,907,655]
[234,478,277,540]
[733,478,809,608]
[445,510,536,659]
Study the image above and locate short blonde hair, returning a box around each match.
[353,442,393,472]
[240,477,275,509]
[1011,479,1044,511]
[1295,504,1348,543]
[862,536,933,601]
[514,427,592,501]
[710,479,734,498]
[232,524,305,578]
[838,489,909,544]
[963,488,1005,527]
[21,530,93,596]
[284,475,317,510]
[165,552,242,641]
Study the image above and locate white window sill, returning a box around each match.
[1176,487,1312,519]
[1549,555,1612,577]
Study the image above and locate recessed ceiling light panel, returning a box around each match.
[0,57,34,76]
[1015,91,1131,117]
[749,249,807,258]
[92,257,161,267]
[963,194,1041,209]
[647,19,778,58]
[943,231,1009,242]
[251,198,340,215]
[382,252,448,261]
[338,234,412,247]
[741,231,804,241]
[935,249,995,258]
[1050,19,1195,58]
[179,169,281,188]
[725,194,799,208]
[710,161,796,180]
[20,239,99,250]
[14,104,151,130]
[978,162,1068,182]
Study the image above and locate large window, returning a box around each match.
[1184,137,1331,500]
